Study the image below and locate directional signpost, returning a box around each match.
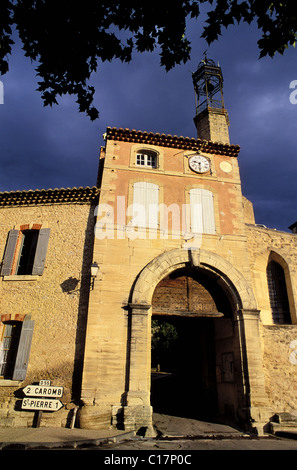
[23,384,64,398]
[21,380,64,427]
[22,397,63,411]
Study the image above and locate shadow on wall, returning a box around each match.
[60,277,80,294]
[73,204,96,403]
[59,203,97,404]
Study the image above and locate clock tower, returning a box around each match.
[192,57,230,144]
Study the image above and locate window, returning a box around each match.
[131,181,159,228]
[0,322,22,379]
[267,260,291,324]
[1,228,50,276]
[0,316,34,380]
[189,188,216,234]
[136,151,157,168]
[16,230,39,275]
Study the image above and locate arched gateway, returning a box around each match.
[125,249,271,435]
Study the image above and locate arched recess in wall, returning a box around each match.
[126,248,271,432]
[266,251,296,324]
[131,248,257,314]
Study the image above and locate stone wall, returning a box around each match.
[0,202,95,427]
[247,224,297,414]
[261,325,297,414]
[194,108,230,144]
[246,224,297,325]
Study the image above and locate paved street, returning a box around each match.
[2,413,297,454]
[104,435,297,451]
[100,413,297,451]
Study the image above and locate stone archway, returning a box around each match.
[131,248,257,311]
[125,248,271,435]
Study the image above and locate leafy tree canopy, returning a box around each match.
[1,0,296,120]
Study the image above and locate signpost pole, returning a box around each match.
[34,410,43,428]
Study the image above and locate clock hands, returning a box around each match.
[189,155,210,173]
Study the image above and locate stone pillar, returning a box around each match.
[236,309,272,434]
[123,303,155,436]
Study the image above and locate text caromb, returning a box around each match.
[23,385,63,397]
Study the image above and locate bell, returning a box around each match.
[204,79,214,94]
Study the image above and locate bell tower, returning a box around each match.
[192,57,230,144]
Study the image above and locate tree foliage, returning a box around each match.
[1,1,296,119]
[151,319,178,371]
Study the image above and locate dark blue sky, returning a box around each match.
[1,13,297,232]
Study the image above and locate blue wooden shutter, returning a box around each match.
[12,316,35,381]
[32,228,50,275]
[1,230,19,276]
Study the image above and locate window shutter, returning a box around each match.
[190,189,203,234]
[132,182,159,228]
[190,188,216,234]
[32,228,50,275]
[132,182,147,227]
[1,230,19,276]
[201,190,216,234]
[146,182,159,228]
[12,316,35,381]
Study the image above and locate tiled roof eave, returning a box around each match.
[105,127,240,157]
[0,186,100,207]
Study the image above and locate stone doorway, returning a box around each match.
[151,268,238,423]
[126,249,270,434]
[151,315,218,420]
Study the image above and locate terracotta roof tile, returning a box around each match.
[106,127,240,157]
[0,186,100,207]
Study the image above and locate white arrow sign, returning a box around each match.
[22,398,63,411]
[23,385,64,397]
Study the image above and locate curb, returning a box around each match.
[0,430,136,450]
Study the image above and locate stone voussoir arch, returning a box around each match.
[131,248,257,311]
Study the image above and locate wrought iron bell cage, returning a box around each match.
[192,58,225,115]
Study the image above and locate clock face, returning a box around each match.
[188,154,210,173]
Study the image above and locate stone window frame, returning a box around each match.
[184,184,220,235]
[129,144,164,172]
[0,314,34,382]
[266,251,295,325]
[136,151,157,169]
[127,178,164,231]
[1,222,50,281]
